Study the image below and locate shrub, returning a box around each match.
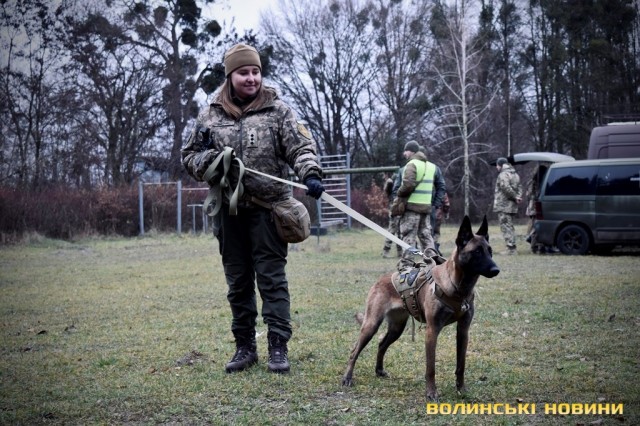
[0,181,394,242]
[350,180,389,228]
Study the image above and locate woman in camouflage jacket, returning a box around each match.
[181,43,324,375]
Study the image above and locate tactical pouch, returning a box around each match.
[272,197,311,243]
[251,196,311,244]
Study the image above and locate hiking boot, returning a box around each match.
[267,331,290,374]
[225,333,258,373]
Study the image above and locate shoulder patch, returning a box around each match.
[297,122,312,139]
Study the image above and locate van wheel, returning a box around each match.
[556,225,591,255]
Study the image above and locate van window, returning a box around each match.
[545,166,598,196]
[597,165,640,196]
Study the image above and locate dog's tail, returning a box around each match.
[354,312,364,325]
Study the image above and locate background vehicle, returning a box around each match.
[588,122,640,159]
[535,158,640,254]
[491,152,575,166]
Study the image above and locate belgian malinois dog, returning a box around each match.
[341,216,500,401]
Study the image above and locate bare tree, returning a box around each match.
[93,0,224,178]
[430,0,498,216]
[367,0,435,165]
[0,0,71,188]
[65,13,167,185]
[261,0,378,159]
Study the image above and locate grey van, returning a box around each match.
[588,123,640,159]
[534,158,640,254]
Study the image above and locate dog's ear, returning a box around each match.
[477,215,489,241]
[456,215,474,248]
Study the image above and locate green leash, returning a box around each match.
[202,147,245,216]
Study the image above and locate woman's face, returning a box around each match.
[230,65,262,100]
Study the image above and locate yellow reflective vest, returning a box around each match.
[405,159,436,205]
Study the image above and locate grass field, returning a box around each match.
[1,222,639,425]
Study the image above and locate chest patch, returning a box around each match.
[247,128,258,146]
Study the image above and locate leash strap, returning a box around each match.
[244,166,414,252]
[203,147,245,216]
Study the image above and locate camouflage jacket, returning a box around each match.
[493,163,522,214]
[181,89,322,206]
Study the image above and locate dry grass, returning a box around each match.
[1,222,638,425]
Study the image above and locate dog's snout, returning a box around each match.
[484,266,500,278]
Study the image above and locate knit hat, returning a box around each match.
[403,140,421,153]
[224,43,261,77]
[496,157,508,166]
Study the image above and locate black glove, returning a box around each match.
[304,176,324,199]
[198,126,211,148]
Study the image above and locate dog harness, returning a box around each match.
[392,257,471,323]
[392,266,432,323]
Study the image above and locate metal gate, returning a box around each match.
[319,153,351,228]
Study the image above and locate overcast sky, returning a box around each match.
[206,0,278,34]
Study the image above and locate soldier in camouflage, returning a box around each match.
[390,141,446,260]
[493,157,523,255]
[182,43,324,375]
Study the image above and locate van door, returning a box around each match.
[595,163,640,243]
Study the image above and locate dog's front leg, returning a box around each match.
[425,324,440,401]
[455,311,473,395]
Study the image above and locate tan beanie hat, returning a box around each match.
[224,43,261,77]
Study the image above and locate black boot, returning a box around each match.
[267,331,290,374]
[225,332,258,373]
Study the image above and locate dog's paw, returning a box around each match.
[426,389,439,402]
[375,369,388,378]
[341,377,354,387]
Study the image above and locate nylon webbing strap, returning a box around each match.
[203,147,245,216]
[244,166,413,252]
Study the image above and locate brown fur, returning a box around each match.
[341,216,500,401]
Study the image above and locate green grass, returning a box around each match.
[1,224,638,425]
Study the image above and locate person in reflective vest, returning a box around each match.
[390,140,446,259]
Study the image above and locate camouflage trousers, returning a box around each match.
[399,210,436,259]
[382,213,403,255]
[498,212,517,248]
